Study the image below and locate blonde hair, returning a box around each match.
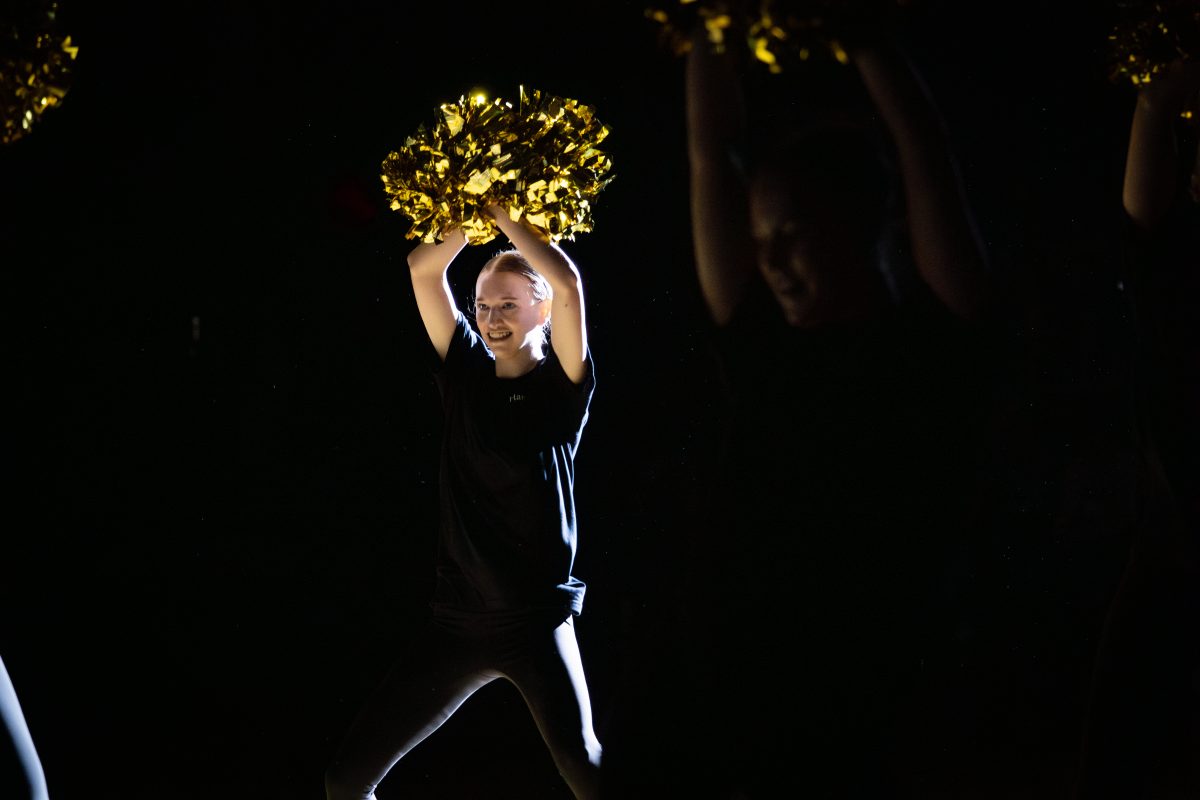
[479,249,553,303]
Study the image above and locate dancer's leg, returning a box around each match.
[325,621,498,800]
[504,616,603,800]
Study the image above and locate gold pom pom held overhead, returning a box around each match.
[1,0,81,145]
[643,0,906,72]
[1107,0,1200,91]
[381,87,615,245]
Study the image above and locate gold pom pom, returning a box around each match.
[381,87,615,245]
[644,0,737,57]
[1107,0,1200,87]
[1,1,80,145]
[644,0,906,73]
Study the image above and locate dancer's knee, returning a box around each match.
[554,737,603,800]
[324,761,377,800]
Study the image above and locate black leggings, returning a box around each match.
[325,612,603,800]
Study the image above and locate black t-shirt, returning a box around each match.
[431,314,594,616]
[700,292,990,657]
[1121,202,1200,551]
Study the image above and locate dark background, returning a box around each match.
[3,1,1196,798]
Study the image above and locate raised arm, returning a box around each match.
[408,228,468,360]
[851,43,991,321]
[685,26,757,327]
[1122,59,1200,234]
[486,205,589,384]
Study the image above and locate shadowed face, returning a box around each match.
[473,268,550,361]
[749,169,889,328]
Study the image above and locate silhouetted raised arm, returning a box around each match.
[851,43,990,321]
[1122,59,1200,233]
[685,27,757,327]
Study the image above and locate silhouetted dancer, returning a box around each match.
[681,20,996,799]
[1073,56,1200,800]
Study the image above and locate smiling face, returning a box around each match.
[749,172,884,328]
[747,127,894,328]
[749,176,828,328]
[474,267,551,366]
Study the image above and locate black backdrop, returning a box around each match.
[3,1,1195,798]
